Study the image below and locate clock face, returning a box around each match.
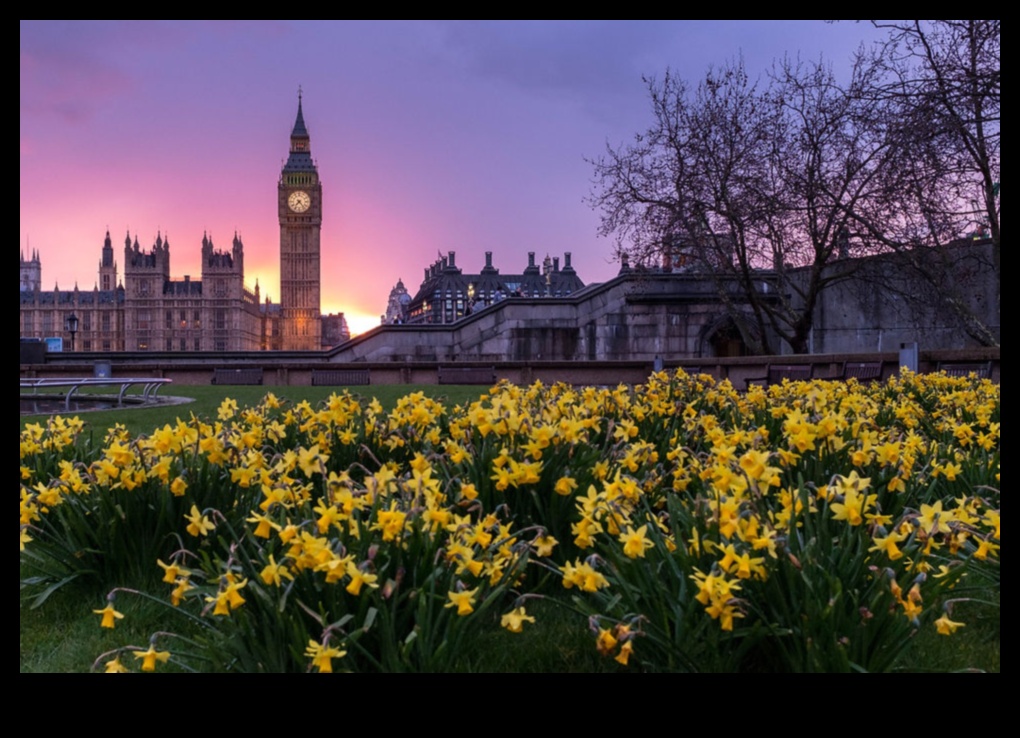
[288,190,311,213]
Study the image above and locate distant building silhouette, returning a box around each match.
[401,250,584,324]
[383,279,411,324]
[321,312,351,347]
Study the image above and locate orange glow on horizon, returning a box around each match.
[324,305,380,337]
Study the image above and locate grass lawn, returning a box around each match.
[21,384,487,438]
[20,578,616,673]
[20,575,999,672]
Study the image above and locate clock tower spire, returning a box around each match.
[279,87,322,350]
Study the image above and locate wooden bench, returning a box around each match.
[747,364,814,388]
[936,361,992,379]
[837,361,884,383]
[437,366,497,385]
[212,367,263,385]
[311,368,371,386]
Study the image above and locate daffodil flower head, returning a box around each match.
[532,534,558,557]
[93,603,124,629]
[501,607,536,633]
[596,627,618,655]
[934,613,966,635]
[619,524,654,559]
[445,586,479,616]
[133,644,171,672]
[185,505,215,537]
[305,639,347,673]
[104,656,130,673]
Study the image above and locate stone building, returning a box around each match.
[330,238,998,364]
[402,250,584,324]
[20,94,335,353]
[20,230,262,352]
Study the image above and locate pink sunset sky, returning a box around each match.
[20,21,884,336]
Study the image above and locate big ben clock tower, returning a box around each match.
[279,90,322,350]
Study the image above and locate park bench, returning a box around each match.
[747,364,814,388]
[212,367,263,385]
[437,366,497,385]
[837,361,884,383]
[311,368,371,386]
[936,361,992,379]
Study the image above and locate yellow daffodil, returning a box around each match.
[215,398,238,421]
[345,561,379,596]
[133,645,171,672]
[170,577,193,606]
[596,627,618,655]
[206,575,248,615]
[185,505,215,537]
[260,555,294,587]
[973,538,999,561]
[554,476,578,496]
[615,640,634,665]
[157,558,190,584]
[445,588,479,616]
[297,444,329,478]
[169,476,188,497]
[560,559,609,592]
[869,530,907,560]
[917,501,953,536]
[934,614,966,635]
[305,640,346,673]
[532,534,558,557]
[500,607,536,633]
[619,525,654,559]
[93,603,124,629]
[374,505,407,542]
[104,656,130,673]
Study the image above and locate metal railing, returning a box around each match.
[20,377,172,412]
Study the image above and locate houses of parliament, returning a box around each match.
[19,95,347,352]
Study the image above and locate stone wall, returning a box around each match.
[804,241,999,354]
[328,241,998,363]
[330,273,764,363]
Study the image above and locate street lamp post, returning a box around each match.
[65,312,79,352]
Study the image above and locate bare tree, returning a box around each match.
[849,20,1000,346]
[588,57,896,354]
[590,22,1000,353]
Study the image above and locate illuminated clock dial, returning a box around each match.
[288,190,311,213]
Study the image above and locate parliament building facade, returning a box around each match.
[19,96,344,352]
